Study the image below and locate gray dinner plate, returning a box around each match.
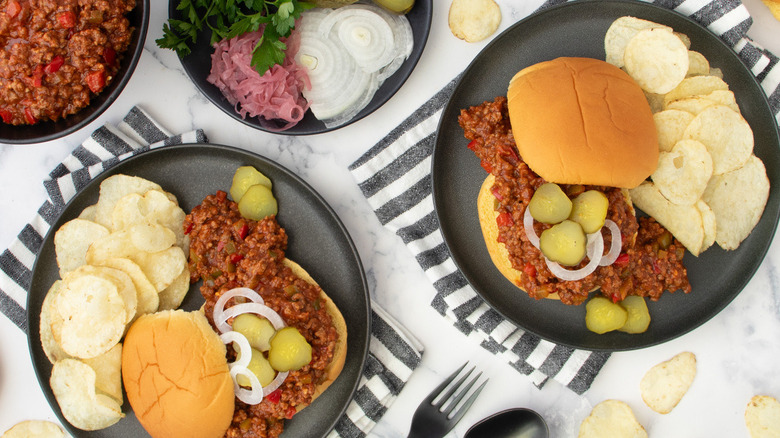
[432,0,780,351]
[27,144,370,436]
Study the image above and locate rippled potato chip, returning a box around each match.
[652,139,713,205]
[86,224,175,265]
[1,420,65,438]
[663,75,729,107]
[624,28,689,94]
[50,359,124,431]
[687,50,710,76]
[604,16,669,68]
[54,272,127,359]
[96,257,159,316]
[40,281,71,364]
[702,155,770,250]
[578,400,647,438]
[70,265,138,324]
[683,105,753,175]
[94,175,163,228]
[130,246,187,293]
[448,0,501,43]
[746,395,780,438]
[81,343,123,405]
[54,219,109,276]
[158,266,191,311]
[654,109,695,152]
[111,189,187,247]
[665,95,718,115]
[697,200,717,253]
[640,352,697,414]
[630,182,706,255]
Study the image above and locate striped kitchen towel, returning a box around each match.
[349,0,780,395]
[0,106,422,438]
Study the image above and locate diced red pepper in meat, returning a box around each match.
[24,108,36,124]
[57,11,76,28]
[183,222,193,235]
[5,0,21,18]
[480,160,492,173]
[613,253,630,267]
[265,389,281,404]
[230,253,244,264]
[32,64,44,87]
[0,109,13,124]
[85,70,105,93]
[523,262,536,278]
[285,407,296,420]
[496,212,513,227]
[45,55,64,74]
[103,47,116,66]
[491,183,503,201]
[216,240,226,252]
[466,140,478,151]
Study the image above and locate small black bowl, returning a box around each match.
[172,0,432,135]
[0,0,150,145]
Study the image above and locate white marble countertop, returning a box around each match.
[2,0,780,437]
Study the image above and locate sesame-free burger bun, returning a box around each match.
[122,310,234,438]
[507,57,658,188]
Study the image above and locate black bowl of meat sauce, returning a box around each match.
[0,0,149,145]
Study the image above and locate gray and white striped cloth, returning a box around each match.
[350,0,780,395]
[0,106,422,438]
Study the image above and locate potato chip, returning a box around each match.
[702,89,740,113]
[644,91,665,113]
[653,109,695,152]
[746,395,780,438]
[94,174,163,228]
[54,218,109,276]
[702,155,770,250]
[663,75,729,107]
[687,50,710,76]
[158,265,191,311]
[604,16,669,68]
[640,351,696,414]
[683,104,753,175]
[54,273,126,358]
[651,139,713,205]
[128,223,176,253]
[578,399,647,438]
[697,200,717,253]
[709,67,724,79]
[78,204,97,221]
[674,31,691,49]
[97,257,159,316]
[50,359,124,431]
[111,189,187,247]
[629,182,705,255]
[1,420,65,438]
[85,230,138,264]
[665,95,718,115]
[624,27,689,94]
[67,265,138,324]
[130,246,187,292]
[448,0,501,43]
[81,342,123,404]
[40,281,71,364]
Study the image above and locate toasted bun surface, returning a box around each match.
[507,57,658,188]
[283,258,347,411]
[122,310,234,438]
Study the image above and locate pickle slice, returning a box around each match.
[539,220,586,266]
[618,295,651,334]
[585,296,628,334]
[232,313,276,352]
[268,327,312,372]
[236,348,276,387]
[528,183,573,224]
[230,166,272,203]
[569,190,609,234]
[238,184,278,221]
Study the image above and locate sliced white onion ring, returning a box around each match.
[231,365,264,405]
[263,370,289,396]
[545,230,605,281]
[213,287,264,333]
[216,302,286,333]
[599,220,622,266]
[523,205,540,248]
[220,331,252,369]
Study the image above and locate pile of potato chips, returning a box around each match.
[605,16,770,256]
[40,174,190,431]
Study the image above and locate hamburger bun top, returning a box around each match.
[507,57,658,188]
[122,310,234,438]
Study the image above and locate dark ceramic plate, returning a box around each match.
[0,0,149,145]
[432,0,780,351]
[27,144,370,436]
[171,0,432,135]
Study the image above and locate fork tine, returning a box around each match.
[433,366,475,409]
[441,371,483,417]
[425,362,467,404]
[446,377,488,425]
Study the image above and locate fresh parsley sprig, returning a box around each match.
[157,0,313,77]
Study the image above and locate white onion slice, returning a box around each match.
[216,302,286,332]
[263,370,289,396]
[213,287,265,333]
[220,331,252,369]
[598,220,622,266]
[231,365,264,405]
[523,206,540,248]
[545,231,604,281]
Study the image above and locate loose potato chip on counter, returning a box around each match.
[654,109,695,152]
[624,27,689,94]
[640,351,697,414]
[54,218,109,276]
[746,395,780,438]
[604,16,669,68]
[702,155,770,250]
[1,420,65,438]
[651,139,713,205]
[683,104,753,175]
[50,359,124,431]
[448,0,501,43]
[578,400,647,438]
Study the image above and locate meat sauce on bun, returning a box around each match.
[460,56,691,305]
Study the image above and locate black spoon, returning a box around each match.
[464,408,549,438]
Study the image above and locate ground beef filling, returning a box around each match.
[184,190,339,438]
[459,96,691,305]
[0,0,135,125]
